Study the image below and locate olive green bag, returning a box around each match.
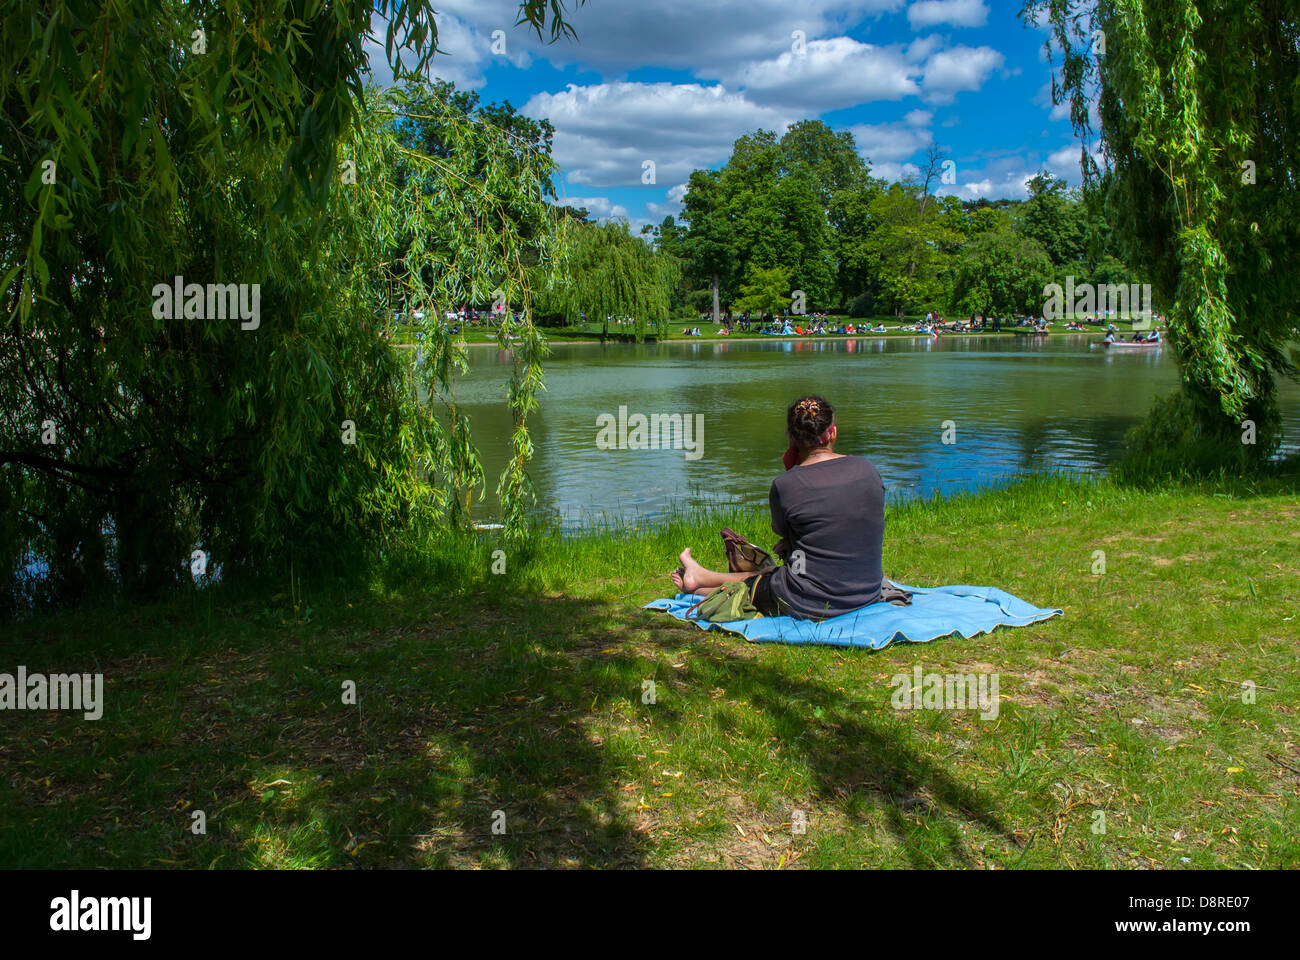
[685,576,764,622]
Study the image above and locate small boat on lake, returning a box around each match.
[1103,339,1162,349]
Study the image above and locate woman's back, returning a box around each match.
[768,455,885,619]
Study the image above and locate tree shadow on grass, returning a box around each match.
[631,620,1020,868]
[3,581,1019,869]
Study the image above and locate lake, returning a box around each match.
[453,334,1300,528]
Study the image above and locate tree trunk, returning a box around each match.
[711,272,720,325]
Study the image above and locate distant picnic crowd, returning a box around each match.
[682,310,1168,339]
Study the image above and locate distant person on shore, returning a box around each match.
[672,395,886,620]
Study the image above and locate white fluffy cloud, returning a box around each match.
[723,36,1003,111]
[646,183,690,220]
[847,116,934,169]
[936,171,1033,201]
[524,82,796,187]
[524,40,1002,190]
[1046,144,1104,179]
[872,160,924,181]
[727,36,920,110]
[920,45,1004,103]
[847,108,933,180]
[907,0,989,29]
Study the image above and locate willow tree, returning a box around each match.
[0,1,576,612]
[1024,0,1300,466]
[533,219,680,340]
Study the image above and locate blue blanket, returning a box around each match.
[645,584,1062,649]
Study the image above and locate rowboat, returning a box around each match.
[1103,339,1162,349]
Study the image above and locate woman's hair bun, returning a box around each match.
[786,394,834,449]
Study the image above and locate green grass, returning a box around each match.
[2,475,1297,869]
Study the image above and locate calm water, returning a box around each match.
[453,335,1300,528]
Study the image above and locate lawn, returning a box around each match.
[2,476,1297,868]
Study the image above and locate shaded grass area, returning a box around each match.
[2,476,1297,869]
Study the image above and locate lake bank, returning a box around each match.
[4,475,1296,868]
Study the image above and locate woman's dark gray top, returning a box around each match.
[767,455,885,620]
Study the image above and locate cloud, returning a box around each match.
[907,0,989,29]
[556,196,630,220]
[524,82,796,187]
[871,160,923,181]
[955,177,993,197]
[905,33,945,62]
[726,37,921,110]
[723,36,1005,111]
[920,45,1004,103]
[847,118,934,167]
[935,171,1033,201]
[646,182,690,220]
[1045,144,1103,179]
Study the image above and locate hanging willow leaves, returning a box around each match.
[0,1,576,613]
[1021,0,1300,463]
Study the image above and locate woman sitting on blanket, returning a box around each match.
[672,394,886,620]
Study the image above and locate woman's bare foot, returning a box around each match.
[676,548,704,593]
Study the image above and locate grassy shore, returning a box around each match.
[2,475,1297,869]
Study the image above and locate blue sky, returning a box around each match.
[366,0,1093,230]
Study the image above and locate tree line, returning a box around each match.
[645,121,1141,325]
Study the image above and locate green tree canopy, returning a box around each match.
[948,217,1055,317]
[863,156,963,321]
[677,122,867,316]
[679,169,734,323]
[731,265,794,317]
[1018,173,1087,267]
